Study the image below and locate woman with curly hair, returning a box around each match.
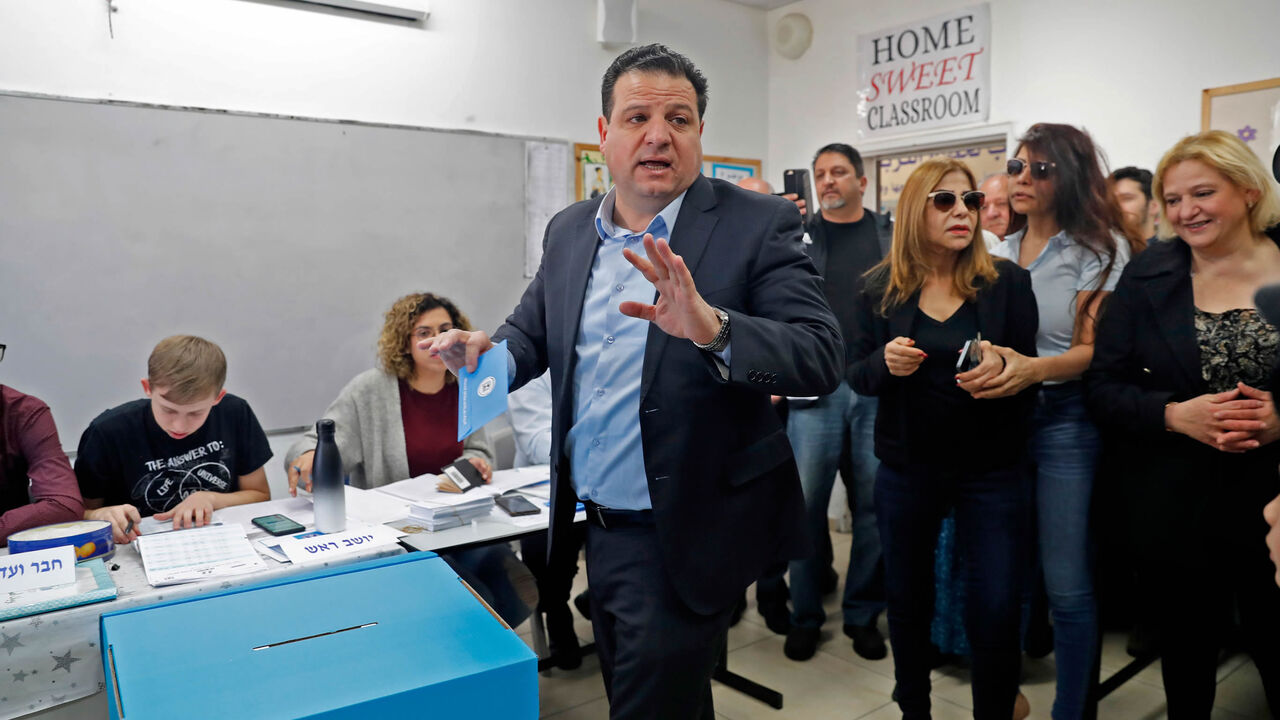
[287,292,493,488]
[285,292,533,625]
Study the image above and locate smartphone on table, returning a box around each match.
[495,494,541,517]
[251,514,306,536]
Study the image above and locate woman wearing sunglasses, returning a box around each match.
[849,158,1038,719]
[977,123,1141,720]
[1086,131,1280,716]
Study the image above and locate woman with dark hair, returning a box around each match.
[285,292,535,626]
[849,158,1038,719]
[1085,130,1280,716]
[977,123,1139,720]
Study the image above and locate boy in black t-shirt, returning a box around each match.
[76,335,272,544]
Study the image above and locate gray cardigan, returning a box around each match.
[284,368,492,489]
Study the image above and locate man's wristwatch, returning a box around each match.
[693,307,731,353]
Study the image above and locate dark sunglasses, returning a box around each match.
[1007,158,1056,180]
[927,190,985,213]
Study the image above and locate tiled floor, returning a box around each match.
[514,529,1272,719]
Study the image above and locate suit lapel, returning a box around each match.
[559,206,602,394]
[640,176,719,403]
[1142,266,1202,389]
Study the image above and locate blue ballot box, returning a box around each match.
[100,552,537,719]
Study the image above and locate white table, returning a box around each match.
[0,479,575,718]
[0,503,404,720]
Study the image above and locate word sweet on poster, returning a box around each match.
[857,4,990,137]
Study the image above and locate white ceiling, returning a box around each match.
[720,0,801,10]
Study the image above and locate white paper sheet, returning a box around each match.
[134,524,266,587]
[342,485,411,524]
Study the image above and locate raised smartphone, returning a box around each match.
[783,168,814,218]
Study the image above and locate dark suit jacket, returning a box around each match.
[1083,231,1280,560]
[847,260,1039,470]
[493,175,844,615]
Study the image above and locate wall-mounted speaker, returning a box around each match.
[773,13,813,60]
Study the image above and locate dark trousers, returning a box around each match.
[584,521,733,720]
[876,463,1025,720]
[1145,495,1280,718]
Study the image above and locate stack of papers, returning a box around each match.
[371,464,554,532]
[407,494,496,532]
[378,475,495,531]
[134,524,265,587]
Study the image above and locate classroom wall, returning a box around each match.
[766,0,1280,197]
[0,0,769,161]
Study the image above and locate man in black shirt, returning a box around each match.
[781,143,892,661]
[76,335,272,543]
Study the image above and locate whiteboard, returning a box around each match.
[0,93,569,442]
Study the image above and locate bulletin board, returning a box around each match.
[574,146,764,197]
[703,155,762,185]
[875,142,1006,217]
[1202,77,1280,176]
[575,142,612,202]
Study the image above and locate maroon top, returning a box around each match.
[1,385,85,545]
[398,379,464,478]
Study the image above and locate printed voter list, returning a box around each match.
[457,339,509,441]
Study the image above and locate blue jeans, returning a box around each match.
[878,463,1025,720]
[1030,384,1100,720]
[785,383,884,629]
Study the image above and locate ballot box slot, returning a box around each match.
[252,621,378,651]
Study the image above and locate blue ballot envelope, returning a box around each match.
[458,339,510,441]
[100,553,537,719]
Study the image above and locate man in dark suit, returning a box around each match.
[426,44,842,719]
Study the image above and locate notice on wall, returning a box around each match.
[525,140,571,278]
[857,4,990,138]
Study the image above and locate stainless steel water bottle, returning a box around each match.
[312,419,346,533]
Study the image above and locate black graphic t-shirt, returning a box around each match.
[74,394,272,516]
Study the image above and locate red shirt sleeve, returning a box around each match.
[1,388,85,545]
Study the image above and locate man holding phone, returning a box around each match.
[776,143,895,662]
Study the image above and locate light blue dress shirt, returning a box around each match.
[559,189,686,510]
[992,228,1128,379]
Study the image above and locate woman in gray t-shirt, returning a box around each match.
[976,123,1141,720]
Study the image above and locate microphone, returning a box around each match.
[1256,283,1280,326]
